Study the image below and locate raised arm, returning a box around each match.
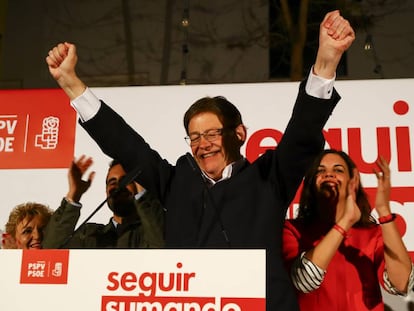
[46,42,86,100]
[42,155,95,249]
[314,10,355,79]
[374,157,413,294]
[275,10,355,205]
[66,155,96,204]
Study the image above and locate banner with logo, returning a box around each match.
[0,89,76,169]
[0,249,265,311]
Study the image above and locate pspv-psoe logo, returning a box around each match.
[0,89,76,169]
[20,249,69,284]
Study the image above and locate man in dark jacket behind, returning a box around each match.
[43,156,164,249]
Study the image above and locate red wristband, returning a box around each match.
[378,213,396,224]
[333,224,348,238]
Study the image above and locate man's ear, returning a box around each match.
[235,124,247,143]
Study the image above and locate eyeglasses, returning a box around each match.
[184,128,223,146]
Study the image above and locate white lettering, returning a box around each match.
[105,301,118,311]
[27,270,45,277]
[0,119,17,134]
[0,137,14,152]
[28,262,46,270]
[222,303,241,311]
[103,298,243,311]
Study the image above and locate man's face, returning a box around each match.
[15,215,46,249]
[106,164,137,217]
[188,112,228,181]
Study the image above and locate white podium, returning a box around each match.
[0,249,265,311]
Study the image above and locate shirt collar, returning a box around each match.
[202,157,246,185]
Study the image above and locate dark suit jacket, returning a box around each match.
[80,80,340,310]
[43,190,164,249]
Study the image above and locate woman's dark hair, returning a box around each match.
[183,96,245,163]
[297,149,375,226]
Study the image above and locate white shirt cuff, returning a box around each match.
[305,66,335,99]
[70,87,101,122]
